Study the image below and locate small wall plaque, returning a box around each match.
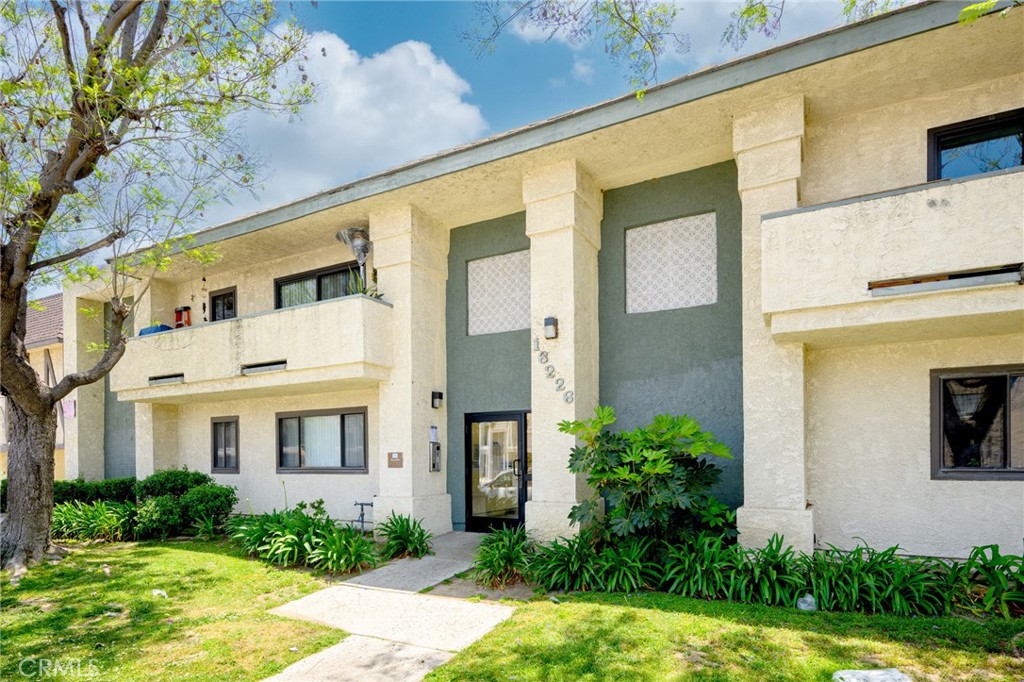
[387,451,404,468]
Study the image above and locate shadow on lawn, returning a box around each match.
[0,541,239,677]
[566,591,1024,655]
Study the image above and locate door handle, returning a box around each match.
[513,459,520,478]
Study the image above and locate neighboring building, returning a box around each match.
[64,2,1023,558]
[2,293,68,480]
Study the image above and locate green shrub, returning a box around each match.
[596,536,660,593]
[135,495,185,539]
[377,512,434,560]
[660,532,739,599]
[472,526,535,588]
[135,468,214,500]
[953,544,1024,618]
[3,477,137,512]
[308,525,378,573]
[559,406,732,540]
[180,484,237,528]
[529,531,601,592]
[51,500,135,541]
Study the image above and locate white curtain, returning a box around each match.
[303,415,341,468]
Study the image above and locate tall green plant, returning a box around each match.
[559,406,732,539]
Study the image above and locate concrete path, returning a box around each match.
[265,532,514,682]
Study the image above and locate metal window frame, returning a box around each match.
[209,286,238,322]
[275,407,369,474]
[926,108,1024,181]
[211,416,240,474]
[930,364,1024,481]
[273,262,358,309]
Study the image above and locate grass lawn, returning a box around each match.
[0,540,343,681]
[427,592,1024,682]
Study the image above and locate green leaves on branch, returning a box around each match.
[559,406,732,539]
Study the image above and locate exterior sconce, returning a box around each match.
[544,316,558,339]
[431,391,444,409]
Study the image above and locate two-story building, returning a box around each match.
[63,1,1023,558]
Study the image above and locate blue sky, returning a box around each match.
[203,1,852,224]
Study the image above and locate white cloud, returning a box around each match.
[571,57,596,84]
[202,32,488,226]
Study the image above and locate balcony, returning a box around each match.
[110,295,393,403]
[761,168,1024,348]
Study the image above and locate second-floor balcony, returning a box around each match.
[761,168,1024,348]
[110,294,393,403]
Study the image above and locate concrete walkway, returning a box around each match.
[265,532,514,682]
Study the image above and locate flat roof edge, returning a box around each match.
[189,0,974,248]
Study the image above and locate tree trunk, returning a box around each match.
[1,400,57,573]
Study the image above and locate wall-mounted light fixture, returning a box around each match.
[431,391,444,409]
[544,316,559,339]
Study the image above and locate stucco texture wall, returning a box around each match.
[802,72,1024,205]
[806,333,1024,558]
[599,161,744,506]
[446,213,532,530]
[175,388,379,525]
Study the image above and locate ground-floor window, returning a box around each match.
[932,365,1024,480]
[277,408,367,473]
[211,416,239,473]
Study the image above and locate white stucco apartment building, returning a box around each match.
[62,1,1023,558]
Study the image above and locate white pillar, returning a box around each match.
[134,403,179,478]
[733,96,815,554]
[371,205,452,535]
[62,287,105,481]
[522,160,603,541]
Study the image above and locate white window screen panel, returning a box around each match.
[467,250,530,336]
[303,415,341,468]
[344,413,365,468]
[626,213,717,314]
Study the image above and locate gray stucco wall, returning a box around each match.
[599,161,744,506]
[103,302,136,479]
[446,213,532,530]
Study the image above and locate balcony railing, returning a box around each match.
[110,294,393,403]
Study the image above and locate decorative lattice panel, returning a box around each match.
[467,250,531,336]
[625,213,717,314]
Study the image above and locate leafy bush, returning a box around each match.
[559,406,732,540]
[134,495,185,539]
[52,500,136,541]
[308,525,378,573]
[228,500,379,575]
[180,484,238,528]
[529,531,601,592]
[660,532,739,599]
[472,526,535,588]
[954,544,1024,618]
[596,536,660,593]
[4,477,137,512]
[135,468,214,500]
[377,513,434,560]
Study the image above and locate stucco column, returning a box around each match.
[371,205,452,535]
[522,160,602,541]
[62,286,105,481]
[733,96,814,554]
[134,404,179,478]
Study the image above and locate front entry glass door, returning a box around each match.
[465,412,531,532]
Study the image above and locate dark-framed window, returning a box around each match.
[275,263,359,309]
[210,287,237,322]
[927,108,1024,181]
[212,416,239,473]
[931,365,1024,481]
[277,407,367,473]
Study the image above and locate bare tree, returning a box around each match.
[0,0,312,573]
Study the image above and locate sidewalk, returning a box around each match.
[265,532,514,682]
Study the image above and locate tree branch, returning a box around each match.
[28,229,126,271]
[133,0,171,67]
[49,1,78,90]
[50,300,129,402]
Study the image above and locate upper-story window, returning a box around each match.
[927,108,1024,181]
[275,263,358,309]
[210,287,237,321]
[932,365,1024,481]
